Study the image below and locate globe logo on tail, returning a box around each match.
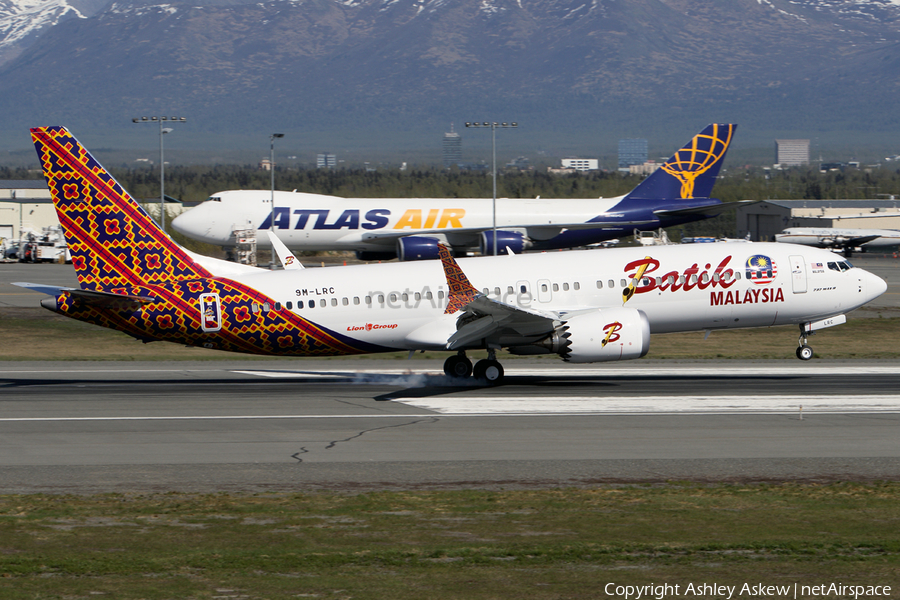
[660,124,735,198]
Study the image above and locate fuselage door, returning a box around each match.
[200,293,223,332]
[537,279,552,303]
[789,255,807,294]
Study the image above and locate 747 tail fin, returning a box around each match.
[624,123,736,200]
[31,126,211,291]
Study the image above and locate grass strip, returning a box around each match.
[2,307,900,360]
[0,484,898,598]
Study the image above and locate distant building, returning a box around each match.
[629,161,660,176]
[259,158,272,171]
[442,124,462,168]
[775,139,810,166]
[561,158,599,172]
[506,156,531,170]
[618,138,648,170]
[317,153,337,169]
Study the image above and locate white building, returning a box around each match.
[775,139,810,166]
[561,158,599,172]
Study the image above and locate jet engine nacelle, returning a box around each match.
[561,307,650,363]
[397,236,442,261]
[480,230,530,256]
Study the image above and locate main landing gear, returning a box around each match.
[796,324,814,361]
[443,350,504,384]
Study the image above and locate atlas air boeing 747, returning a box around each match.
[171,124,749,261]
[15,127,886,383]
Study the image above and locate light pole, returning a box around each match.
[269,133,285,269]
[132,116,187,233]
[464,121,517,256]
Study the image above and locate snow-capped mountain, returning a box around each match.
[0,0,83,64]
[1,0,899,152]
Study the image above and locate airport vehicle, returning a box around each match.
[16,127,886,382]
[171,124,746,261]
[775,227,900,257]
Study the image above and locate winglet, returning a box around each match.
[438,244,479,314]
[266,231,303,270]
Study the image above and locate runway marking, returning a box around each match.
[392,395,900,415]
[3,395,900,421]
[5,365,900,378]
[232,366,900,378]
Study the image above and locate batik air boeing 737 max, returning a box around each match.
[16,127,886,383]
[171,124,747,261]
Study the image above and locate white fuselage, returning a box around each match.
[225,241,885,351]
[171,190,628,250]
[775,227,900,249]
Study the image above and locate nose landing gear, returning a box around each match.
[796,324,814,361]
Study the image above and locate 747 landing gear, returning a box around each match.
[796,324,814,361]
[443,350,505,384]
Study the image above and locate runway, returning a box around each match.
[1,360,898,493]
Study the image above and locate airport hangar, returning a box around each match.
[0,180,186,240]
[735,199,900,243]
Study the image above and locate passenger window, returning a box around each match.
[286,301,293,310]
[426,291,433,300]
[596,280,603,289]
[574,282,580,291]
[691,275,698,284]
[700,273,709,283]
[493,287,500,296]
[563,283,569,291]
[342,298,349,306]
[390,293,397,302]
[308,300,315,309]
[507,286,514,294]
[320,299,326,308]
[620,279,627,287]
[401,293,408,302]
[415,292,421,301]
[552,283,559,292]
[275,302,282,310]
[520,285,527,294]
[438,291,445,299]
[609,280,615,288]
[353,297,360,305]
[365,296,372,305]
[541,284,548,292]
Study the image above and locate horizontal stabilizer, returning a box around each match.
[67,288,160,308]
[654,200,758,220]
[11,282,70,296]
[13,282,158,310]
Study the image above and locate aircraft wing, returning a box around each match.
[12,282,159,309]
[359,218,655,244]
[435,246,561,350]
[654,200,759,220]
[840,235,882,247]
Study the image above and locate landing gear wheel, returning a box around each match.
[796,345,813,361]
[473,359,504,385]
[443,354,473,379]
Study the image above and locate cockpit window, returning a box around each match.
[827,261,853,272]
[207,196,222,202]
